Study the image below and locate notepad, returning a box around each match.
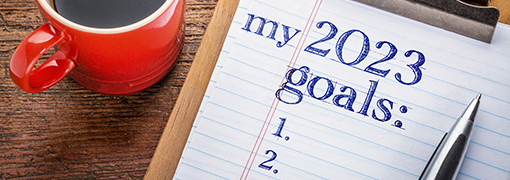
[174,0,510,179]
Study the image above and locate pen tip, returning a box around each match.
[461,93,481,121]
[475,93,482,101]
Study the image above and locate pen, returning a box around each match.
[419,94,481,180]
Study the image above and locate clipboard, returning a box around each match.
[354,0,499,43]
[144,0,507,179]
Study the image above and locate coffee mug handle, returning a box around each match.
[9,23,75,93]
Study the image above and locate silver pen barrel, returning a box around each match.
[420,94,481,180]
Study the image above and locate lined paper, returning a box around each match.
[175,0,510,179]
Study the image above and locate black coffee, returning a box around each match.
[53,0,166,28]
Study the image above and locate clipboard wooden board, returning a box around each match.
[144,0,509,179]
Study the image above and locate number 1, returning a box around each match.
[273,117,287,138]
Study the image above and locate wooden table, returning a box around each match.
[0,0,508,179]
[1,0,216,179]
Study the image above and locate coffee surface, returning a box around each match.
[54,0,166,28]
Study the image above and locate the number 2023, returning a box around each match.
[304,21,425,86]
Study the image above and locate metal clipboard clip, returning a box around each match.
[353,0,500,43]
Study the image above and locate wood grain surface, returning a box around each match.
[491,0,510,23]
[1,0,217,179]
[0,0,508,179]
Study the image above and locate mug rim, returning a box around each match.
[38,0,175,34]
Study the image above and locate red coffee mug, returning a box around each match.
[9,0,184,96]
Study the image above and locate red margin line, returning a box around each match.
[240,0,323,179]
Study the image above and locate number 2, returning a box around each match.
[364,41,396,77]
[304,21,338,57]
[258,150,277,171]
